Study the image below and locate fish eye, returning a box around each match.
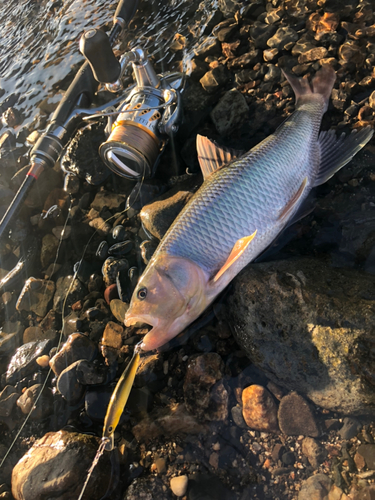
[137,287,147,300]
[108,426,113,433]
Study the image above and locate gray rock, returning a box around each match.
[224,258,375,414]
[57,362,85,404]
[16,278,55,317]
[194,37,221,59]
[210,89,249,136]
[140,190,193,240]
[298,47,328,63]
[11,430,112,500]
[278,392,320,437]
[183,353,228,421]
[6,339,52,385]
[301,437,327,469]
[200,66,230,94]
[102,257,129,287]
[298,474,332,500]
[267,27,298,50]
[339,417,362,440]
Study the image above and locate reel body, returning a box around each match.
[80,32,184,181]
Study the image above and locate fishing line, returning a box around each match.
[0,169,146,470]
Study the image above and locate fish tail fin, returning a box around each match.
[282,66,336,112]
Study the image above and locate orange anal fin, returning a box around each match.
[278,177,308,222]
[213,230,257,283]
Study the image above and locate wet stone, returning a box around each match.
[278,392,320,437]
[23,326,44,344]
[210,89,249,136]
[102,257,129,287]
[53,275,87,312]
[57,363,85,404]
[250,23,277,50]
[242,385,279,433]
[6,339,52,385]
[227,49,261,70]
[11,430,112,500]
[0,321,23,355]
[123,477,172,500]
[108,240,134,257]
[16,278,55,317]
[298,47,328,63]
[200,66,229,93]
[267,27,298,50]
[16,384,53,420]
[49,333,97,377]
[298,474,333,500]
[0,386,18,417]
[194,37,221,59]
[140,190,193,240]
[135,354,164,389]
[183,353,228,421]
[231,405,248,429]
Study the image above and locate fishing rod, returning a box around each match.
[0,0,139,240]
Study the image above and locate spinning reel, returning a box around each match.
[80,29,184,180]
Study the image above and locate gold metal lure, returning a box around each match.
[102,345,141,451]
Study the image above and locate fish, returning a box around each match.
[125,66,373,352]
[102,347,140,450]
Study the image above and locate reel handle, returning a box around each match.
[114,0,139,26]
[80,29,121,84]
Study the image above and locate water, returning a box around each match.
[0,0,217,139]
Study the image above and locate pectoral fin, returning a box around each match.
[197,135,243,180]
[213,230,257,283]
[278,177,308,222]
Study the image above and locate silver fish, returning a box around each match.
[125,66,373,351]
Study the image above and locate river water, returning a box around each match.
[0,0,218,137]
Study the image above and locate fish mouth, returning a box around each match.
[125,312,178,352]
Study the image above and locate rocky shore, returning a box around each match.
[0,0,374,498]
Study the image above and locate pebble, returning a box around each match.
[101,321,123,365]
[170,475,188,497]
[267,27,298,50]
[298,47,328,63]
[298,473,332,500]
[108,240,134,257]
[242,385,279,433]
[36,355,50,368]
[101,257,129,287]
[104,283,119,304]
[278,392,320,437]
[355,444,375,470]
[200,66,229,94]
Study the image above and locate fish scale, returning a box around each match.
[157,101,323,276]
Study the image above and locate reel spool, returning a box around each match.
[99,89,165,180]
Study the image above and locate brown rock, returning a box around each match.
[278,392,320,437]
[355,444,375,470]
[242,385,279,433]
[16,384,53,420]
[0,386,18,417]
[23,326,45,344]
[104,284,118,304]
[11,430,112,500]
[110,299,129,323]
[307,12,339,33]
[16,278,55,317]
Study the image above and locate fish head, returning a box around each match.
[125,254,210,351]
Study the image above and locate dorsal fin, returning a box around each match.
[196,135,243,180]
